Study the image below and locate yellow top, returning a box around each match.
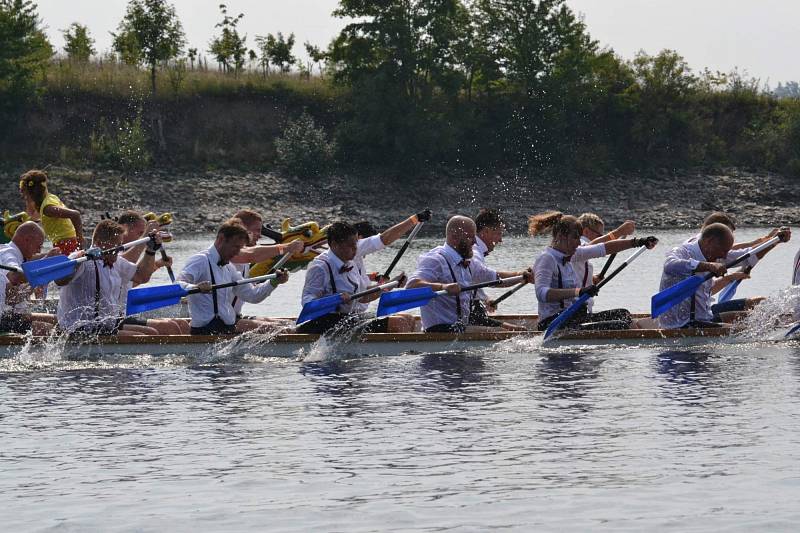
[39,193,76,243]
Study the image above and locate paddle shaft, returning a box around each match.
[382,222,424,279]
[351,280,400,301]
[597,253,617,280]
[186,273,279,295]
[0,264,23,274]
[489,282,527,307]
[433,274,525,297]
[159,248,175,283]
[594,247,647,291]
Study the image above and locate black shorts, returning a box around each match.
[425,323,467,333]
[120,316,149,327]
[190,317,237,335]
[537,307,632,331]
[0,313,33,334]
[296,313,389,335]
[468,300,502,328]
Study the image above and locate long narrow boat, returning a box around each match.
[0,315,756,359]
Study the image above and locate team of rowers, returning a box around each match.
[0,169,792,338]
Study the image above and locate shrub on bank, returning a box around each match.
[89,111,151,171]
[274,111,335,177]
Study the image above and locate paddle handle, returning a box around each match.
[725,236,780,269]
[489,282,527,307]
[595,247,646,291]
[382,222,424,279]
[0,264,23,274]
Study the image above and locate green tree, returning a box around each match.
[256,32,296,73]
[304,41,325,76]
[111,0,186,95]
[0,0,53,120]
[61,22,95,62]
[187,46,197,69]
[209,4,247,75]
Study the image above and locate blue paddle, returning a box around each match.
[377,274,524,317]
[22,235,155,287]
[127,271,280,315]
[296,279,401,324]
[651,236,780,319]
[717,266,752,303]
[544,247,647,340]
[785,322,800,338]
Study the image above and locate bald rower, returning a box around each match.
[406,215,533,333]
[657,223,783,329]
[0,222,58,335]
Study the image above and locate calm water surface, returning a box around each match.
[2,228,800,531]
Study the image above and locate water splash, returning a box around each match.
[736,285,800,341]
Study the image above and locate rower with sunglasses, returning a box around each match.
[528,211,657,331]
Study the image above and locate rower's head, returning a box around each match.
[215,218,251,262]
[92,220,125,266]
[354,221,378,239]
[702,212,736,231]
[233,209,263,246]
[117,211,146,243]
[18,169,48,209]
[578,213,604,241]
[11,221,45,261]
[699,223,734,261]
[446,215,476,259]
[327,222,359,262]
[528,211,582,254]
[475,209,505,252]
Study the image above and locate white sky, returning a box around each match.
[35,0,799,83]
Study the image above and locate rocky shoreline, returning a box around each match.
[1,167,798,236]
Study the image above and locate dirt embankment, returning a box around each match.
[0,167,797,236]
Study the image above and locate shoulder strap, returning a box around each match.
[323,260,337,294]
[207,257,219,318]
[93,261,101,320]
[438,251,462,321]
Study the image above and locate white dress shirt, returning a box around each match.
[407,244,499,330]
[574,235,600,312]
[57,257,138,332]
[178,245,277,327]
[300,235,385,316]
[658,239,758,328]
[0,242,25,314]
[793,248,800,286]
[231,263,250,315]
[533,244,606,321]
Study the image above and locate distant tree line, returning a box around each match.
[1,0,800,176]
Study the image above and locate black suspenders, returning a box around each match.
[440,253,463,322]
[206,258,220,319]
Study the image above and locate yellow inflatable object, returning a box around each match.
[249,218,329,276]
[2,210,31,241]
[144,212,174,226]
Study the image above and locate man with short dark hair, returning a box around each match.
[178,218,289,335]
[55,219,163,337]
[297,221,413,334]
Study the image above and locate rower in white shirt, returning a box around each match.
[528,211,657,331]
[0,222,56,335]
[178,219,290,335]
[406,215,533,333]
[467,209,526,331]
[297,221,414,334]
[55,220,163,337]
[116,210,186,335]
[228,209,304,329]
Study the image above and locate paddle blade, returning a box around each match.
[376,287,437,316]
[717,279,741,303]
[651,274,706,318]
[126,284,189,315]
[785,322,800,339]
[22,255,77,287]
[296,294,343,324]
[543,293,590,340]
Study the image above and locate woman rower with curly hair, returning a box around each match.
[19,169,83,254]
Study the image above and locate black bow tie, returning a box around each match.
[562,256,572,265]
[459,259,470,268]
[217,260,228,267]
[340,265,353,273]
[483,249,490,257]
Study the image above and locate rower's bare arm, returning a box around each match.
[380,210,431,246]
[43,205,82,233]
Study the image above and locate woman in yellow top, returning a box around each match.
[19,170,83,254]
